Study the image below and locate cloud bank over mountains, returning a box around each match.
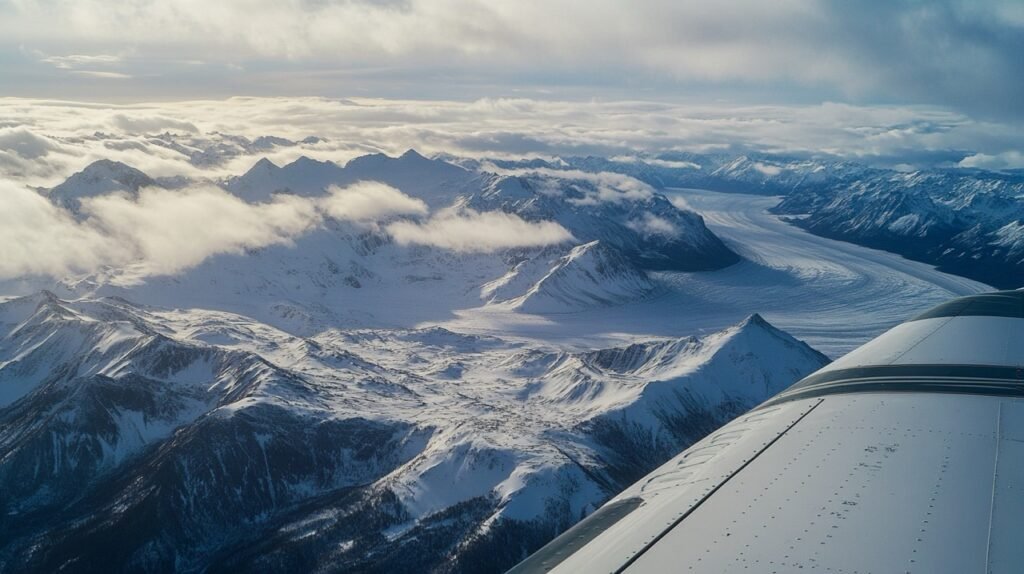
[2,97,1022,192]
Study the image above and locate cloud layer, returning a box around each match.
[2,97,1023,193]
[82,186,319,275]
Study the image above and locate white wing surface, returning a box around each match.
[510,289,1024,574]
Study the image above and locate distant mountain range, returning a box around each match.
[471,154,1024,288]
[773,169,1024,288]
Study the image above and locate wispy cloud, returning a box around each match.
[321,182,428,222]
[0,181,321,280]
[82,185,318,275]
[387,210,573,253]
[41,54,123,69]
[69,70,133,79]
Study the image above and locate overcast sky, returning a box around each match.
[2,0,1022,116]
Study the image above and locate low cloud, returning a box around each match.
[627,213,679,238]
[958,151,1024,171]
[387,210,573,252]
[0,176,567,280]
[612,156,701,170]
[484,164,656,205]
[321,182,427,221]
[0,127,59,159]
[112,114,198,134]
[81,186,318,275]
[0,182,121,279]
[0,182,322,280]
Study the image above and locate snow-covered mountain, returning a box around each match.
[17,143,1011,573]
[462,173,738,272]
[467,152,876,196]
[0,292,827,573]
[774,169,1024,288]
[46,159,158,213]
[503,241,658,313]
[137,131,323,169]
[470,153,1024,288]
[0,149,815,573]
[225,149,478,204]
[39,151,738,329]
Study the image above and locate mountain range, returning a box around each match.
[471,153,1024,288]
[42,150,738,332]
[0,292,826,573]
[0,148,813,573]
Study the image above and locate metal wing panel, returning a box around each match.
[821,316,1023,372]
[987,399,1024,572]
[624,393,1001,573]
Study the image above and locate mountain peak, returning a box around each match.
[250,157,279,171]
[70,159,153,185]
[718,313,830,367]
[287,155,333,169]
[47,160,156,212]
[81,158,135,172]
[399,149,428,161]
[740,312,769,328]
[729,313,784,340]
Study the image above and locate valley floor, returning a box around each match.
[439,188,990,358]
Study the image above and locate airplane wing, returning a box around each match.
[509,289,1024,574]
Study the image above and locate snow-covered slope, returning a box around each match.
[506,241,657,313]
[463,172,739,272]
[0,292,826,573]
[775,169,1024,288]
